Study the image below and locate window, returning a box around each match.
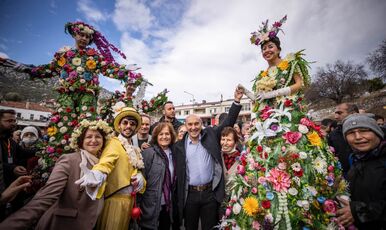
[225,106,230,112]
[17,113,21,118]
[30,114,34,120]
[242,103,251,111]
[184,111,189,115]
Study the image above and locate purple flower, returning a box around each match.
[273,22,282,28]
[270,124,279,131]
[269,31,277,38]
[254,38,260,45]
[69,71,78,78]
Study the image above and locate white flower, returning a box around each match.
[63,116,68,121]
[101,61,106,66]
[297,200,310,210]
[80,79,86,84]
[61,139,67,145]
[265,147,272,154]
[58,108,63,113]
[58,46,71,53]
[288,187,298,196]
[69,86,74,91]
[64,146,71,151]
[298,124,309,134]
[49,137,56,142]
[299,151,308,159]
[265,213,274,223]
[313,157,327,174]
[72,57,82,66]
[288,145,298,153]
[306,186,318,196]
[71,113,77,118]
[278,162,287,170]
[76,66,84,72]
[291,163,301,172]
[284,53,295,62]
[57,122,63,127]
[59,126,68,133]
[82,106,88,111]
[292,176,301,186]
[232,203,241,214]
[38,158,47,169]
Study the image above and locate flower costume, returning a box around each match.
[221,16,348,229]
[25,21,143,184]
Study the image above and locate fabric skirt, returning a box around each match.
[96,194,134,230]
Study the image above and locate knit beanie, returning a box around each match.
[342,113,384,139]
[21,126,39,139]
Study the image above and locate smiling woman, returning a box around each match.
[0,120,113,230]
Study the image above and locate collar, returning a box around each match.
[187,134,202,144]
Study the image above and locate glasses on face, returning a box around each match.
[120,119,137,127]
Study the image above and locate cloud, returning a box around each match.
[0,51,9,59]
[111,0,386,105]
[112,0,154,33]
[77,0,108,23]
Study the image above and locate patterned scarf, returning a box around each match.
[159,147,172,211]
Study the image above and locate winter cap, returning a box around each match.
[21,126,39,139]
[343,113,384,139]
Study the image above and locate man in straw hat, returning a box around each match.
[76,104,146,230]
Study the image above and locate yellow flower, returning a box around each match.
[243,197,259,216]
[260,70,268,77]
[57,56,66,67]
[307,131,322,147]
[86,60,96,70]
[278,60,289,71]
[47,126,58,136]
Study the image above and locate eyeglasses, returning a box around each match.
[120,119,137,127]
[1,119,17,123]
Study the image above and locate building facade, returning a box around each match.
[175,97,253,126]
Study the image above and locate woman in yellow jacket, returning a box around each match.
[76,106,146,230]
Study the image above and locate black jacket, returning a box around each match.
[328,125,352,176]
[150,117,183,134]
[347,141,386,230]
[172,101,241,223]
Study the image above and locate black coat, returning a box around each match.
[173,102,241,223]
[328,125,352,176]
[347,141,386,230]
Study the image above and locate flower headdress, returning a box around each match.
[250,15,287,46]
[65,21,126,64]
[69,119,113,150]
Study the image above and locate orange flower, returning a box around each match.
[307,131,322,147]
[278,60,289,71]
[57,56,66,67]
[261,70,268,77]
[86,60,96,70]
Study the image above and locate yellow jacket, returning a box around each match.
[93,137,145,198]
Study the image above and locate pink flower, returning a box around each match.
[225,208,232,216]
[252,221,261,230]
[46,146,55,154]
[300,117,313,127]
[237,165,246,175]
[50,115,60,123]
[266,168,291,192]
[282,131,302,144]
[323,199,337,215]
[66,50,75,58]
[251,187,258,194]
[329,146,336,153]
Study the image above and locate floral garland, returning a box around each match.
[138,89,168,113]
[220,51,348,229]
[117,134,144,169]
[69,119,113,150]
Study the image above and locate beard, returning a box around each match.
[22,137,38,145]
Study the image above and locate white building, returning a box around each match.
[0,101,53,127]
[175,97,253,126]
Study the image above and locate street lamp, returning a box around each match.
[184,91,195,104]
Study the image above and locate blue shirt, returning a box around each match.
[185,135,214,186]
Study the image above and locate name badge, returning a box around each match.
[8,157,13,164]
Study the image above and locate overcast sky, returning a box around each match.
[1,0,385,105]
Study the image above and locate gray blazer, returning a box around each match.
[0,153,102,230]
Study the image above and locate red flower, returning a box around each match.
[66,107,72,113]
[89,107,95,112]
[261,200,271,209]
[63,134,70,140]
[260,152,268,159]
[257,145,263,152]
[294,169,303,177]
[297,97,303,102]
[284,99,293,107]
[56,148,63,154]
[86,48,96,56]
[300,117,313,127]
[291,153,299,160]
[282,131,302,144]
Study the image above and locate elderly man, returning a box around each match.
[173,87,243,230]
[76,106,146,230]
[132,114,152,150]
[336,114,386,229]
[328,103,359,176]
[151,101,182,133]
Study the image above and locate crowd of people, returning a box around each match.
[0,17,385,230]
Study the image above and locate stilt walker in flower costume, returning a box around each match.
[9,21,143,184]
[221,16,349,229]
